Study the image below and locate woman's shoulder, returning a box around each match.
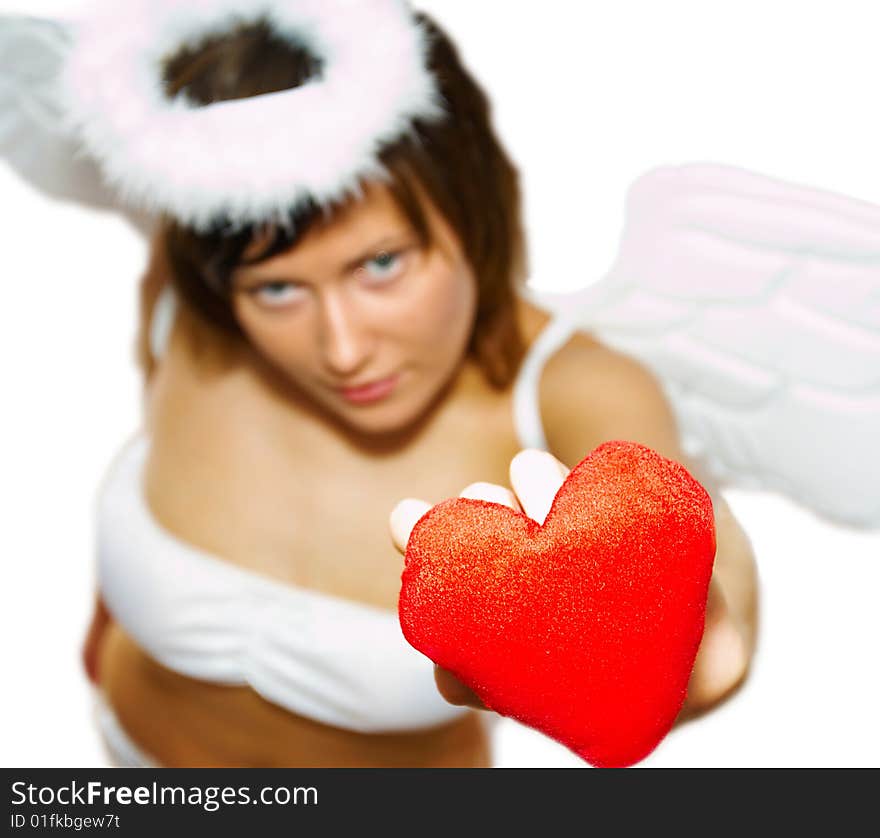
[517,293,629,387]
[517,297,682,464]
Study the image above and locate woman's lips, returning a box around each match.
[338,373,400,404]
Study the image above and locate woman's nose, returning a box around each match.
[318,293,373,378]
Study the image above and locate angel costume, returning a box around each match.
[2,0,878,767]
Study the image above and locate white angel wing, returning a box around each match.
[0,14,153,236]
[549,163,880,529]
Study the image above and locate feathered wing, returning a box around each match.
[0,14,153,236]
[544,163,880,529]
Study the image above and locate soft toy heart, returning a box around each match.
[398,440,716,767]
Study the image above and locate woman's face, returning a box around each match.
[230,182,478,435]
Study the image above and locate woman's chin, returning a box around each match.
[328,388,442,440]
[294,368,453,439]
[336,402,426,438]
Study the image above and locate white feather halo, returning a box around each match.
[57,0,444,232]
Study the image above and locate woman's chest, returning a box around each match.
[143,359,523,611]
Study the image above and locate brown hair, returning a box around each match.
[159,12,527,387]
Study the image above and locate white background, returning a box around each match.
[1,0,878,768]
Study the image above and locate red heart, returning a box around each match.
[398,440,716,767]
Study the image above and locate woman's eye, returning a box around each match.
[359,250,405,283]
[251,281,306,307]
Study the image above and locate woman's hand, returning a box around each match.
[82,592,113,687]
[390,449,753,719]
[389,449,570,710]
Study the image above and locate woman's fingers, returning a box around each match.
[434,665,487,709]
[390,481,521,555]
[458,481,520,510]
[389,498,431,555]
[509,449,570,525]
[390,453,569,554]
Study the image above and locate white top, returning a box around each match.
[97,289,575,733]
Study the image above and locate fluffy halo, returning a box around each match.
[58,0,444,232]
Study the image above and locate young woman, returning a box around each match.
[78,10,757,767]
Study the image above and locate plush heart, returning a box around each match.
[398,440,716,767]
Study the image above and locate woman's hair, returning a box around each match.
[159,13,527,387]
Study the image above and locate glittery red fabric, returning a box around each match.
[398,440,716,768]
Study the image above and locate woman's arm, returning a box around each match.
[538,331,759,717]
[390,324,758,719]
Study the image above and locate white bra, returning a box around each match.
[96,289,579,733]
